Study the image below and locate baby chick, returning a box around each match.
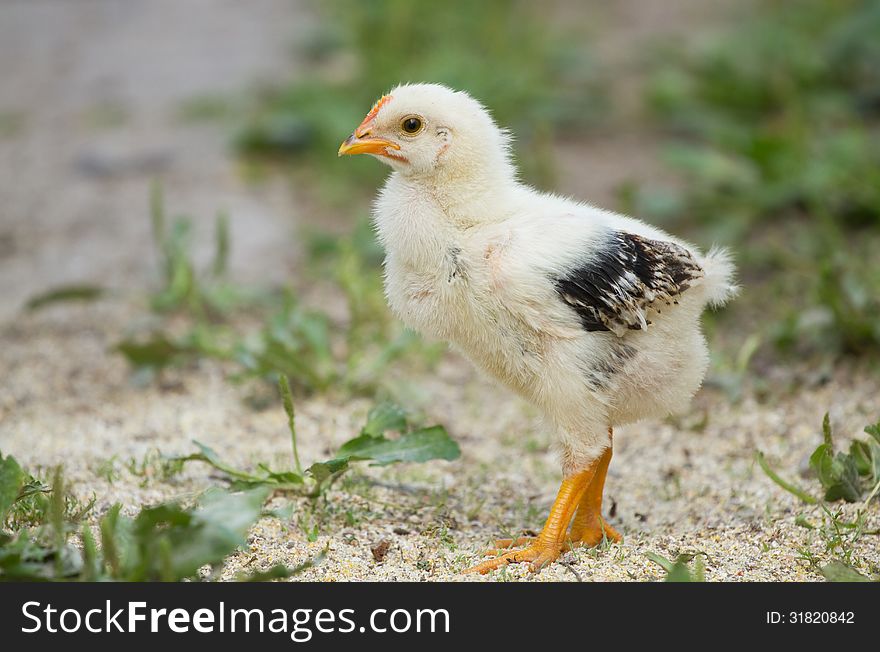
[339,84,737,573]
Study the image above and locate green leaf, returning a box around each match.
[822,453,863,503]
[337,425,460,466]
[819,561,873,582]
[80,525,100,581]
[756,451,818,504]
[822,413,834,448]
[115,334,195,370]
[212,211,230,277]
[185,441,262,481]
[129,487,270,581]
[0,453,24,522]
[255,464,304,486]
[0,532,55,580]
[234,301,337,391]
[195,487,270,537]
[810,422,865,501]
[868,439,880,487]
[237,564,297,582]
[644,551,674,573]
[809,443,836,488]
[336,434,383,458]
[99,504,125,578]
[48,468,67,578]
[25,285,105,311]
[279,375,295,425]
[3,453,278,582]
[306,458,350,484]
[667,557,705,582]
[174,441,303,489]
[646,551,705,582]
[93,489,274,581]
[278,376,302,474]
[849,440,873,476]
[236,548,326,581]
[15,479,50,504]
[361,402,408,436]
[305,421,458,487]
[865,421,880,446]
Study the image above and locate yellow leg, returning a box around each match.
[568,440,622,547]
[481,433,622,560]
[464,464,597,574]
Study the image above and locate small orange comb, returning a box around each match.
[356,94,392,135]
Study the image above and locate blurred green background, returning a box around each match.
[5,0,880,396]
[235,0,880,376]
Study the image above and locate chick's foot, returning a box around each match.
[466,540,564,574]
[464,465,597,575]
[482,515,621,558]
[567,446,622,547]
[568,517,622,547]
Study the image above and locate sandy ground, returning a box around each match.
[0,0,306,319]
[1,1,878,582]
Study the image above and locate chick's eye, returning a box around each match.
[401,117,422,134]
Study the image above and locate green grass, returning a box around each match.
[645,551,707,582]
[0,452,324,582]
[233,0,880,363]
[758,413,880,505]
[795,506,879,581]
[237,0,604,197]
[0,374,460,582]
[758,412,880,581]
[116,190,437,395]
[148,183,243,317]
[636,0,880,358]
[174,377,460,499]
[25,285,106,311]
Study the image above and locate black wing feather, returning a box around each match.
[554,232,703,335]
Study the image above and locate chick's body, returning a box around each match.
[340,83,736,572]
[376,177,733,473]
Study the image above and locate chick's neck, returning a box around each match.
[413,152,517,229]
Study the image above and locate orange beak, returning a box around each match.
[338,93,402,159]
[337,132,401,157]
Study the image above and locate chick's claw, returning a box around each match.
[483,523,621,558]
[465,542,563,575]
[482,536,535,555]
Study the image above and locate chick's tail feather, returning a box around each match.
[699,246,739,308]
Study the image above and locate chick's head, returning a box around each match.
[339,83,512,180]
